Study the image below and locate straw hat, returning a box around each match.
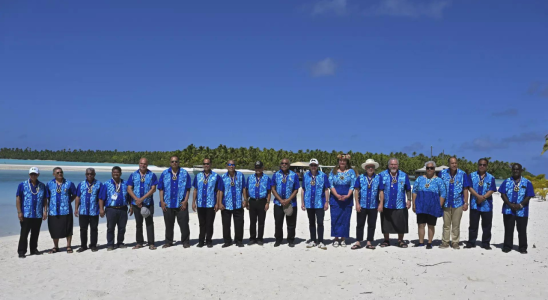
[361,159,379,170]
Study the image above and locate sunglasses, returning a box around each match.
[426,167,435,170]
[171,160,179,163]
[280,162,289,165]
[56,171,64,174]
[309,164,318,167]
[479,164,487,167]
[203,163,210,165]
[227,163,235,167]
[366,166,375,169]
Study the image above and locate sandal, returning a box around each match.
[332,241,340,248]
[66,247,73,254]
[365,244,376,250]
[398,240,408,248]
[380,240,390,248]
[149,245,157,250]
[162,243,172,249]
[48,247,59,254]
[351,244,362,250]
[132,244,143,250]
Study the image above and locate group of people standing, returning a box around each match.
[15,155,535,258]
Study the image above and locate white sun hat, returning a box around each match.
[309,158,319,165]
[361,159,379,170]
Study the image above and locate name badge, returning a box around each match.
[111,194,118,201]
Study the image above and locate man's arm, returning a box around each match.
[16,195,23,222]
[74,196,81,217]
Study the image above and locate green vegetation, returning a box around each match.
[0,145,534,179]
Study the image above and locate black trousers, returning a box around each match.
[18,218,42,255]
[356,209,378,242]
[306,208,324,243]
[133,204,155,245]
[79,215,99,248]
[274,204,297,242]
[248,198,267,241]
[503,214,528,252]
[221,208,244,243]
[197,207,216,244]
[468,209,492,246]
[163,207,190,244]
[106,207,128,247]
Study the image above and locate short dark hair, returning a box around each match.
[53,167,62,173]
[112,166,122,173]
[478,158,489,165]
[511,163,522,170]
[448,157,458,163]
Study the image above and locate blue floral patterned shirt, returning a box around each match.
[302,171,330,209]
[439,169,471,208]
[271,170,300,207]
[158,168,192,209]
[193,172,221,208]
[379,170,411,209]
[328,169,357,207]
[217,171,246,210]
[99,179,131,207]
[354,174,384,210]
[412,176,446,217]
[16,180,47,218]
[469,172,497,212]
[46,179,77,216]
[246,174,272,199]
[76,180,102,216]
[127,170,158,206]
[498,177,535,217]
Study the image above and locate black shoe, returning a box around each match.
[274,242,281,247]
[257,240,264,246]
[118,244,127,249]
[483,245,492,250]
[207,243,213,248]
[30,250,42,255]
[426,243,432,249]
[107,246,114,251]
[18,254,26,259]
[502,248,511,253]
[248,239,257,246]
[91,247,98,252]
[183,243,190,249]
[464,243,475,249]
[76,247,88,253]
[222,243,233,248]
[288,242,295,248]
[520,250,528,254]
[236,242,244,248]
[197,243,205,248]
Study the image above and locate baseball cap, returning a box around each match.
[309,159,319,166]
[254,161,264,168]
[29,167,40,175]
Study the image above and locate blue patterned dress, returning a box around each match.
[412,176,446,218]
[328,169,357,238]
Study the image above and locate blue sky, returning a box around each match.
[1,0,547,174]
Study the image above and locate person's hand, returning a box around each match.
[301,203,306,211]
[324,202,329,211]
[42,211,47,220]
[477,195,485,204]
[219,204,226,211]
[129,206,133,216]
[356,204,361,213]
[264,202,270,212]
[18,212,23,222]
[136,198,143,206]
[74,210,79,217]
[192,201,197,212]
[406,201,411,209]
[161,201,167,212]
[338,195,345,201]
[100,208,105,218]
[181,201,188,211]
[463,203,469,212]
[214,204,219,212]
[377,204,383,213]
[244,201,249,210]
[412,204,416,213]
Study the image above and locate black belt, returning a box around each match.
[108,206,127,209]
[249,198,267,201]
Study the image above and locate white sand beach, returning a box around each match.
[0,192,547,300]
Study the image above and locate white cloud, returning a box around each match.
[366,0,451,19]
[310,58,337,77]
[312,0,347,15]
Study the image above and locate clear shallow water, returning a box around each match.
[0,158,138,167]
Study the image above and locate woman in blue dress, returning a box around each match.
[412,161,446,249]
[328,154,357,248]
